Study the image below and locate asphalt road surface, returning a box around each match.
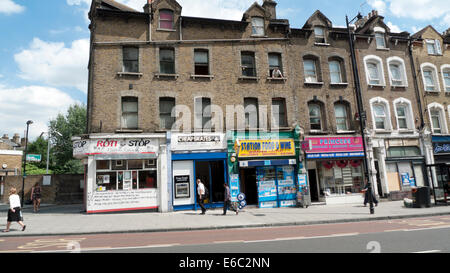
[1,215,449,253]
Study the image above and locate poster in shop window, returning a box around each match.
[256,167,278,208]
[277,166,297,207]
[229,174,240,202]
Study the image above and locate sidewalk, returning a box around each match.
[0,201,449,237]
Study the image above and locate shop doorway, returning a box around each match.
[195,160,226,204]
[240,168,258,205]
[308,169,319,202]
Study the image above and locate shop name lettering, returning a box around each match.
[240,141,292,151]
[434,143,450,154]
[177,135,220,143]
[96,140,152,147]
[319,138,352,145]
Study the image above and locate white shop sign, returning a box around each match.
[171,133,226,151]
[86,189,158,213]
[73,138,159,158]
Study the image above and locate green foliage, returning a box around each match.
[23,163,53,175]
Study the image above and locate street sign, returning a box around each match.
[26,154,42,162]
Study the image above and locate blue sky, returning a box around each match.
[0,0,449,141]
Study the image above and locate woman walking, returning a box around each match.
[3,187,26,232]
[31,182,42,213]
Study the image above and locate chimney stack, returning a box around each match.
[262,0,277,20]
[12,133,20,145]
[2,134,8,140]
[143,0,152,13]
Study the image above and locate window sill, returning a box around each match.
[155,73,179,79]
[336,130,356,134]
[309,130,328,135]
[376,47,390,51]
[238,76,259,81]
[427,54,443,57]
[314,42,330,46]
[157,28,176,32]
[115,129,143,133]
[397,129,415,134]
[304,81,324,86]
[117,72,143,77]
[374,129,392,134]
[425,90,440,94]
[391,85,407,89]
[251,34,267,38]
[368,84,386,88]
[330,82,349,87]
[266,76,287,82]
[190,74,214,80]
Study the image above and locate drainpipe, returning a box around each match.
[408,39,425,130]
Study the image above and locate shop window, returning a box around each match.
[194,49,209,75]
[314,26,326,43]
[387,146,421,157]
[96,160,158,191]
[159,9,174,30]
[194,97,212,131]
[334,103,349,131]
[268,53,283,78]
[251,17,264,36]
[159,97,175,130]
[271,98,287,128]
[160,48,175,74]
[121,97,138,129]
[318,160,364,195]
[244,97,259,129]
[122,47,139,73]
[241,51,256,77]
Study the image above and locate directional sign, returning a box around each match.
[26,154,42,162]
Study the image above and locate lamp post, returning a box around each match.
[40,130,62,174]
[346,14,375,214]
[21,120,33,207]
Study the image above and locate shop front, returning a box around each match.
[73,134,167,213]
[304,136,366,205]
[429,136,450,204]
[228,130,302,208]
[171,132,228,211]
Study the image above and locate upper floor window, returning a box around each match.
[251,17,264,36]
[159,9,174,30]
[194,97,212,131]
[387,57,407,87]
[314,26,326,43]
[241,51,256,77]
[370,97,391,131]
[194,49,209,75]
[334,103,349,131]
[428,103,448,134]
[426,39,442,55]
[121,97,138,129]
[329,58,345,84]
[364,56,385,86]
[441,65,450,92]
[122,47,139,73]
[308,103,323,131]
[268,53,283,78]
[159,97,175,130]
[303,57,320,83]
[271,98,287,128]
[244,97,259,129]
[375,32,386,49]
[160,48,175,74]
[421,63,440,92]
[394,98,414,130]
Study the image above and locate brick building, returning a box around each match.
[0,134,23,196]
[75,0,448,213]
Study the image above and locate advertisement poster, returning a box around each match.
[256,167,278,208]
[174,175,190,198]
[277,166,297,207]
[229,174,240,202]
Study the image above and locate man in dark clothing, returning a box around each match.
[363,183,378,207]
[223,183,235,215]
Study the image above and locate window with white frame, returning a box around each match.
[121,97,138,129]
[122,47,139,73]
[442,66,450,92]
[309,103,323,130]
[314,26,326,43]
[421,64,440,92]
[375,32,386,49]
[428,103,447,134]
[194,49,209,75]
[426,39,442,55]
[370,98,391,131]
[387,57,408,87]
[364,56,384,86]
[329,59,344,84]
[251,17,264,36]
[394,99,414,130]
[334,103,349,131]
[304,57,319,83]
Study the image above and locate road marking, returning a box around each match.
[213,240,245,244]
[413,250,441,253]
[17,238,86,250]
[34,243,182,253]
[403,225,450,232]
[244,233,359,243]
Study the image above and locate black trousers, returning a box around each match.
[364,191,378,205]
[223,200,230,215]
[198,196,206,213]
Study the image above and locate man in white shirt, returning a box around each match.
[196,179,207,215]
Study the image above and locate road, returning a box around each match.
[0,215,449,253]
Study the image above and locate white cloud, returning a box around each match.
[367,0,387,15]
[0,0,25,15]
[0,85,79,140]
[14,38,89,93]
[387,21,401,33]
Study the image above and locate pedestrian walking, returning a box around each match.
[362,180,378,207]
[196,179,207,215]
[222,183,237,215]
[3,187,26,232]
[31,182,42,213]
